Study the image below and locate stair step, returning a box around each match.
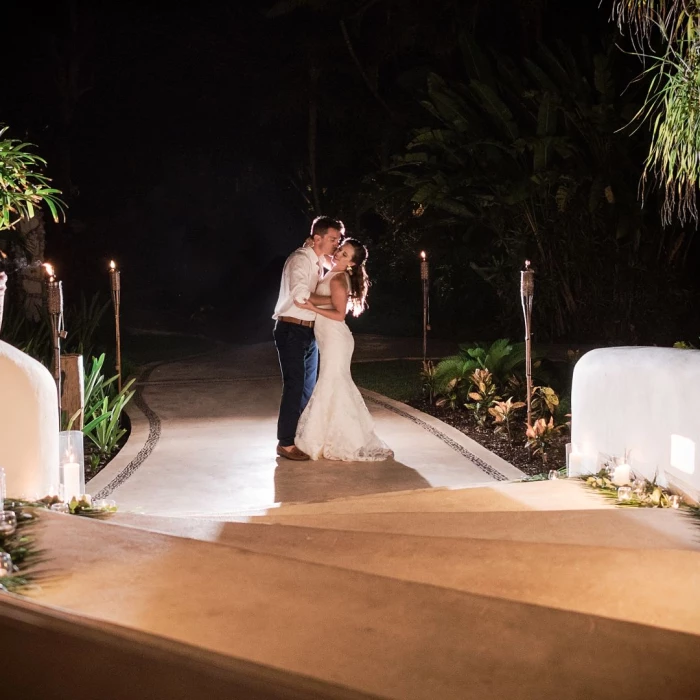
[112,505,700,551]
[225,480,613,517]
[31,512,700,700]
[108,514,700,635]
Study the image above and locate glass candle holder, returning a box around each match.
[548,470,559,480]
[50,502,70,514]
[0,511,17,536]
[668,494,682,509]
[0,551,13,576]
[617,486,633,502]
[58,431,85,502]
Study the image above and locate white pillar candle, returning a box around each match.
[568,451,583,476]
[62,462,81,501]
[612,463,631,486]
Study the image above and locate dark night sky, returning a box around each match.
[3,0,631,339]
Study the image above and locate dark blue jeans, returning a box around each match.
[273,320,318,446]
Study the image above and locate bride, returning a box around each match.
[293,238,393,461]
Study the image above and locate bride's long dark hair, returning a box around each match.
[344,238,370,317]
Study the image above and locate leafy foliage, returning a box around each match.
[0,125,65,232]
[525,416,564,463]
[0,502,43,594]
[465,368,500,427]
[387,34,692,342]
[82,354,135,461]
[489,397,526,443]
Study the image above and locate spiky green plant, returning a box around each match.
[0,126,65,232]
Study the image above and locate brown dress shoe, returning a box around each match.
[276,444,310,461]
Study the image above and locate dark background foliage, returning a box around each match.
[3,0,699,345]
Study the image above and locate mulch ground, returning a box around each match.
[408,399,568,478]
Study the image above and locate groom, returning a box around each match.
[273,216,344,460]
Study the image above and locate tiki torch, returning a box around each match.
[109,260,122,392]
[0,250,7,333]
[520,260,535,428]
[420,251,430,363]
[44,263,65,407]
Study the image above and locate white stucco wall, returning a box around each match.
[0,340,59,498]
[571,346,700,501]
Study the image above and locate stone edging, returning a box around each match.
[361,389,525,483]
[89,363,163,499]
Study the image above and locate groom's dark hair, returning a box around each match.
[311,215,345,238]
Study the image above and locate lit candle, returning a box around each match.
[612,462,631,486]
[62,461,81,501]
[567,449,583,476]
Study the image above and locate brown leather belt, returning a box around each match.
[279,316,314,328]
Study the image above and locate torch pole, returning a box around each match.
[45,266,64,410]
[109,262,122,393]
[420,252,429,364]
[520,261,535,428]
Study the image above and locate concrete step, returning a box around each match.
[213,479,616,518]
[249,507,700,551]
[30,511,700,700]
[107,514,700,636]
[112,503,700,551]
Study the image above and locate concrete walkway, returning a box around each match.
[86,338,524,516]
[25,335,700,698]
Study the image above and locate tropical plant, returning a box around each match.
[530,385,560,421]
[465,368,500,427]
[525,416,563,463]
[86,382,135,457]
[434,338,531,394]
[64,292,111,362]
[420,359,438,404]
[489,397,526,442]
[609,1,700,226]
[387,34,692,342]
[82,353,135,460]
[0,125,65,232]
[435,377,461,410]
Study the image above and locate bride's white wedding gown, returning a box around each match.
[295,270,393,461]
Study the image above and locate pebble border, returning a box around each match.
[364,395,509,482]
[92,363,163,500]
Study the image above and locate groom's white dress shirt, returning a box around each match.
[273,246,324,322]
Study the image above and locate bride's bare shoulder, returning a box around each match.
[329,271,349,289]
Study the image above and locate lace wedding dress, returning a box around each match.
[295,270,394,461]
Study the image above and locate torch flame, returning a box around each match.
[420,251,426,260]
[524,259,531,269]
[43,263,55,278]
[0,249,7,261]
[109,260,116,270]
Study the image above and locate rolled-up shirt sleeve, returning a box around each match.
[288,254,315,303]
[273,249,319,320]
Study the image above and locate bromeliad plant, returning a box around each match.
[489,397,526,443]
[465,368,500,428]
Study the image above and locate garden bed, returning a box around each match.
[407,398,567,477]
[353,355,570,479]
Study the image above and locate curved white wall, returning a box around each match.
[571,346,700,500]
[0,340,59,498]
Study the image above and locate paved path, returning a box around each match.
[87,336,524,516]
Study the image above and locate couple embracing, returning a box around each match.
[273,216,393,462]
